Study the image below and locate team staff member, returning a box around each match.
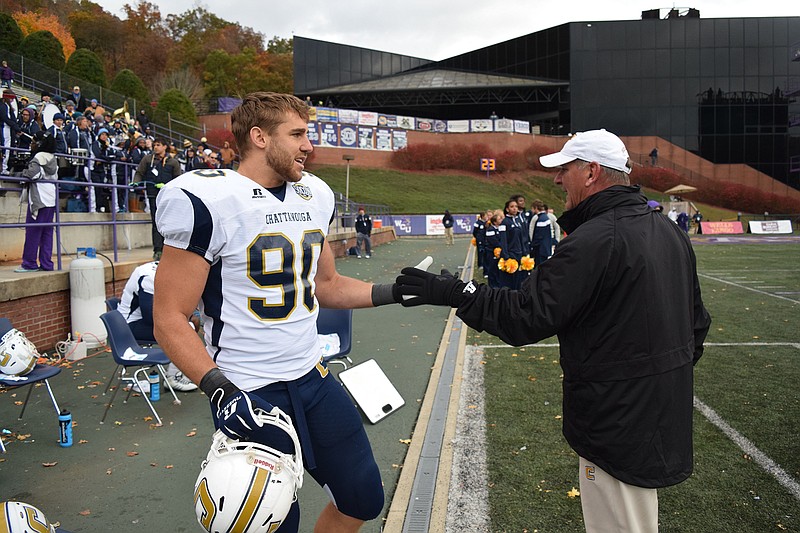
[395,129,711,533]
[133,138,180,260]
[153,92,401,532]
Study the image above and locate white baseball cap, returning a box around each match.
[540,129,631,174]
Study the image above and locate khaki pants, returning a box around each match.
[579,456,658,533]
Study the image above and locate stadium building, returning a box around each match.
[294,10,800,190]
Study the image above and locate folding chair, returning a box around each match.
[316,307,353,370]
[0,317,64,452]
[105,297,120,310]
[99,310,180,426]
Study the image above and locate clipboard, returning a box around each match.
[338,359,405,423]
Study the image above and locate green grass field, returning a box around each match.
[475,241,800,532]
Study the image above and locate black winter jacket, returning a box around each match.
[457,185,711,487]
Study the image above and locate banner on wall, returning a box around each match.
[339,125,358,148]
[392,130,408,150]
[316,107,338,122]
[358,111,379,126]
[358,127,375,149]
[471,119,493,132]
[433,120,447,133]
[490,118,509,132]
[426,214,445,235]
[338,109,359,124]
[378,114,399,128]
[416,118,434,132]
[397,115,415,129]
[514,120,530,134]
[376,128,392,151]
[448,120,470,133]
[320,123,339,146]
[307,122,320,145]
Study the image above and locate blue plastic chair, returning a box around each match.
[317,307,353,370]
[105,297,120,310]
[99,310,180,426]
[0,318,64,453]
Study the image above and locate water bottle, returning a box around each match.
[148,370,160,402]
[58,410,73,447]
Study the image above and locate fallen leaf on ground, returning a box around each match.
[78,440,88,444]
[165,465,174,469]
[42,462,58,467]
[126,451,139,457]
[567,487,580,498]
[105,469,112,475]
[186,431,197,437]
[79,510,91,516]
[143,416,153,422]
[399,439,411,445]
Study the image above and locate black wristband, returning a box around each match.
[371,283,400,306]
[199,367,239,400]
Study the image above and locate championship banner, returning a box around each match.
[376,128,392,151]
[447,120,470,133]
[513,120,530,133]
[392,130,408,150]
[339,125,357,148]
[316,107,339,122]
[748,220,793,234]
[358,111,379,126]
[700,221,744,234]
[470,119,493,132]
[307,122,320,145]
[320,123,339,146]
[358,127,375,149]
[338,108,359,124]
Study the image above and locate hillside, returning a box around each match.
[309,165,738,220]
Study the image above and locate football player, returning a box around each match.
[153,92,401,532]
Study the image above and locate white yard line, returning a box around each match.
[699,273,800,304]
[694,396,800,501]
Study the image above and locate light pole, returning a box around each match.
[342,154,355,207]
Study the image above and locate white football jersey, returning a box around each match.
[117,260,158,324]
[156,168,335,390]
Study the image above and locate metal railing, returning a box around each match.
[1,147,149,270]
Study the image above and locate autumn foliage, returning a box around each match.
[13,11,76,59]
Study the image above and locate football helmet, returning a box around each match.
[0,501,56,533]
[194,406,304,533]
[0,328,38,377]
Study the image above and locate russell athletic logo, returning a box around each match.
[247,453,282,473]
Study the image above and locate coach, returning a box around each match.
[395,129,712,532]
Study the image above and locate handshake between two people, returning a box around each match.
[376,256,477,308]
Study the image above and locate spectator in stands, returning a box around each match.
[183,146,203,172]
[86,98,105,119]
[66,114,92,184]
[137,109,150,130]
[15,131,58,273]
[16,105,40,151]
[64,100,77,122]
[89,128,113,212]
[0,60,13,89]
[1,89,20,171]
[70,86,87,112]
[133,138,181,260]
[219,140,236,169]
[129,136,149,165]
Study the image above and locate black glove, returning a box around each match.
[395,268,466,307]
[199,368,292,452]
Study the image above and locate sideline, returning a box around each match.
[384,246,475,532]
